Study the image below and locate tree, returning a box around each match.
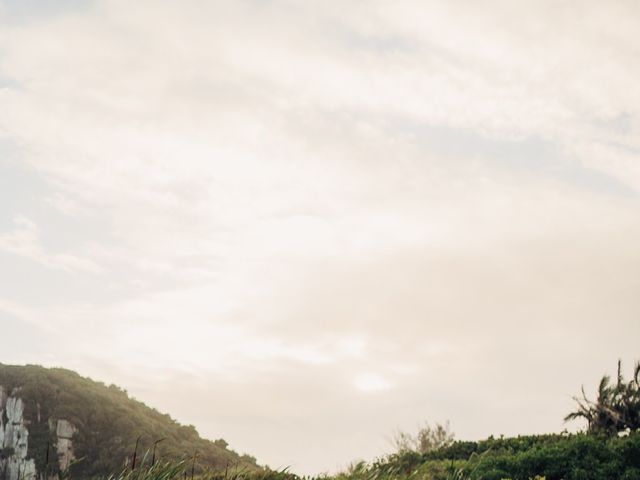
[565,360,640,435]
[392,421,454,454]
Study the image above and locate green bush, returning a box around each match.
[339,432,640,480]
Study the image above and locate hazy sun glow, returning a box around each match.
[354,373,393,393]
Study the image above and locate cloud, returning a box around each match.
[0,215,102,272]
[0,0,639,474]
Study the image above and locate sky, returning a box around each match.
[1,0,640,474]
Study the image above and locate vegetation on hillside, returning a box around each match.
[391,422,454,455]
[337,432,640,480]
[2,360,640,480]
[328,360,640,480]
[0,364,259,478]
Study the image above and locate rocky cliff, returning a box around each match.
[0,365,259,479]
[0,386,76,480]
[1,387,36,480]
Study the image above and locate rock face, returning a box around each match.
[0,387,36,480]
[0,387,76,480]
[55,420,76,471]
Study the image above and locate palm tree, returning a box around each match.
[565,360,640,435]
[618,362,640,431]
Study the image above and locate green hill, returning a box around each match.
[0,364,259,479]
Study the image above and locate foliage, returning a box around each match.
[4,359,640,480]
[0,364,260,478]
[65,461,297,480]
[338,432,640,480]
[565,360,640,436]
[392,422,455,455]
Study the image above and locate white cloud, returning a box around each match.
[0,215,102,273]
[0,0,639,474]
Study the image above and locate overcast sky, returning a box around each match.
[1,0,640,474]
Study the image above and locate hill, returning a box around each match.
[0,364,259,480]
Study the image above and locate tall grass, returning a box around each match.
[98,462,298,480]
